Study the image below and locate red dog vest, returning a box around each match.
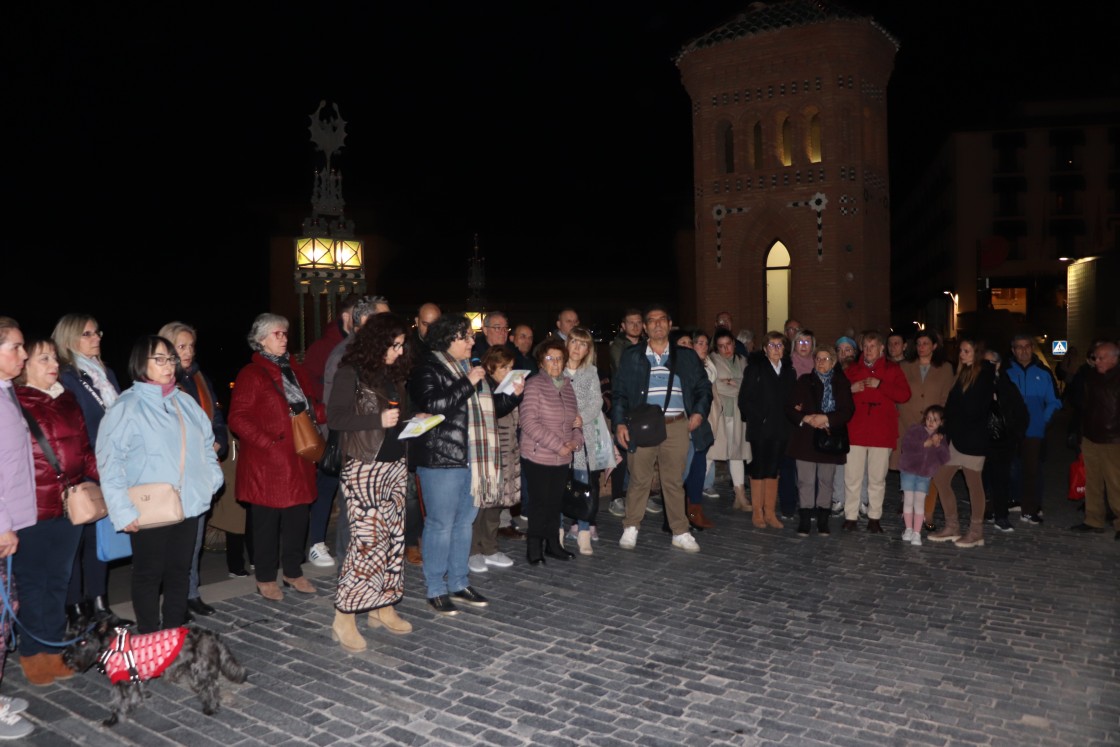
[98,627,188,684]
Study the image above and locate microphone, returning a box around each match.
[470,358,482,390]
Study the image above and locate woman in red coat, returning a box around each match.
[14,336,98,685]
[228,313,325,602]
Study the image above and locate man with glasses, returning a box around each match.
[612,305,712,552]
[472,311,513,359]
[1005,334,1061,524]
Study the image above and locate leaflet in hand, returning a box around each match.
[495,369,531,395]
[398,414,445,440]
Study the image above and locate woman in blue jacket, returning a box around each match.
[96,336,224,634]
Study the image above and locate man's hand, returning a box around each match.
[616,424,630,450]
[688,413,703,432]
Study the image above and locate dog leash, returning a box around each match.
[0,556,88,648]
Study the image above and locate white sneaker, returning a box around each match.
[483,551,513,568]
[910,533,922,546]
[645,498,663,514]
[609,498,626,517]
[308,542,335,567]
[671,532,700,553]
[512,515,529,530]
[702,488,719,499]
[859,504,869,518]
[467,554,489,573]
[589,526,600,542]
[0,698,27,716]
[619,526,638,549]
[0,705,32,740]
[902,528,913,542]
[566,524,580,542]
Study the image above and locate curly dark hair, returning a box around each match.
[426,315,472,353]
[341,312,412,386]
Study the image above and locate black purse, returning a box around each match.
[318,429,344,477]
[813,425,850,455]
[625,354,674,448]
[987,395,1008,443]
[561,447,595,522]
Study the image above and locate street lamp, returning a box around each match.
[943,290,959,339]
[294,102,366,354]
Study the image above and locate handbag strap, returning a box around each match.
[255,363,297,415]
[17,403,68,486]
[170,397,186,490]
[661,350,676,411]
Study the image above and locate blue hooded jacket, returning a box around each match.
[1004,355,1060,439]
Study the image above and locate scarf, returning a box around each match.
[260,352,311,414]
[816,369,836,414]
[435,351,500,507]
[180,362,214,420]
[30,382,66,399]
[74,354,118,409]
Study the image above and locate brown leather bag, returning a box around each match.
[291,408,326,462]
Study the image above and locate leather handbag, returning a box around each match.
[64,482,109,525]
[987,396,1008,443]
[813,425,850,455]
[291,409,326,462]
[127,398,186,529]
[562,459,595,522]
[17,405,108,525]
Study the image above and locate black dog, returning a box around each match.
[62,619,247,726]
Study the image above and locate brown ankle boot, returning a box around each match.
[19,653,55,686]
[41,653,75,681]
[928,523,960,542]
[687,503,715,529]
[369,605,413,635]
[331,611,368,652]
[953,527,985,548]
[732,485,749,512]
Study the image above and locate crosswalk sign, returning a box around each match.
[1052,340,1068,355]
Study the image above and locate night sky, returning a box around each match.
[9,1,1116,384]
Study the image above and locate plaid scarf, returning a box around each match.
[435,352,500,507]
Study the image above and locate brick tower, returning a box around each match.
[676,1,898,343]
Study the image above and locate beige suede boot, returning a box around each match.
[331,611,368,652]
[369,605,413,635]
[577,530,593,556]
[733,485,751,512]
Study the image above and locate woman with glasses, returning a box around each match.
[739,332,797,529]
[228,314,325,602]
[785,345,855,536]
[96,336,223,633]
[327,313,415,651]
[158,322,229,618]
[519,338,583,564]
[52,313,128,626]
[408,316,523,614]
[13,335,97,685]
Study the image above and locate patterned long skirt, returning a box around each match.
[335,457,407,613]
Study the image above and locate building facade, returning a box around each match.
[676,1,898,342]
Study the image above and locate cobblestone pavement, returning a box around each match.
[7,440,1119,745]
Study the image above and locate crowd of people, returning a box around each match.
[0,302,1117,739]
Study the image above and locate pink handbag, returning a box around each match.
[127,399,186,529]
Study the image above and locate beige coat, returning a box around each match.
[891,360,955,470]
[708,353,749,460]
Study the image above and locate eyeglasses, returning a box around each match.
[543,355,563,362]
[767,342,784,350]
[815,356,833,363]
[391,342,405,351]
[486,325,510,331]
[271,330,288,339]
[149,355,180,366]
[796,339,812,345]
[81,329,104,338]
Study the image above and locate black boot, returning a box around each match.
[816,508,831,535]
[544,535,574,561]
[92,596,133,627]
[797,509,812,536]
[527,537,545,565]
[66,603,86,634]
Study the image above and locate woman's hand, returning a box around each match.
[558,444,573,458]
[381,408,401,428]
[467,366,486,385]
[0,531,18,558]
[511,378,525,396]
[123,520,141,533]
[573,415,583,429]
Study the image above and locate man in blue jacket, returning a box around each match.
[1006,334,1062,524]
[612,305,712,552]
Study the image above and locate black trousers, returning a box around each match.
[251,504,309,583]
[521,459,568,541]
[130,516,200,634]
[66,521,108,605]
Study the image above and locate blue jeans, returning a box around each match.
[417,467,477,599]
[309,470,340,547]
[14,517,82,654]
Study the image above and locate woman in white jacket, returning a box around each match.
[96,336,223,634]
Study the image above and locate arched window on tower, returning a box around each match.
[766,241,791,333]
[779,116,793,166]
[717,121,735,173]
[752,121,763,169]
[809,112,822,163]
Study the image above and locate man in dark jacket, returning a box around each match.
[612,305,712,553]
[1069,341,1120,538]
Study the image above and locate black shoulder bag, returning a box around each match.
[625,352,676,448]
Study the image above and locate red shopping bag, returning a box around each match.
[1067,454,1086,501]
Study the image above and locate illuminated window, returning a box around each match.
[766,241,791,332]
[779,116,792,166]
[809,113,822,163]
